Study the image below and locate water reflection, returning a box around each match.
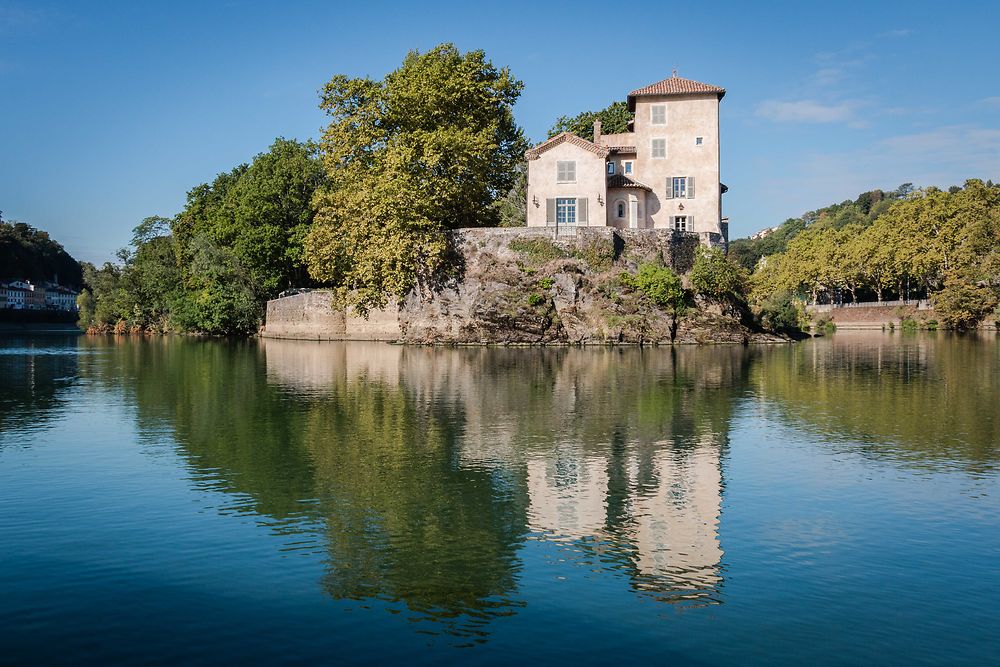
[64,332,999,640]
[0,335,81,438]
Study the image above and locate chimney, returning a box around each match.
[593,120,602,145]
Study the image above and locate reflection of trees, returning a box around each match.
[0,336,81,438]
[753,333,999,472]
[87,337,745,635]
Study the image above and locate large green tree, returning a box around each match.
[305,43,528,313]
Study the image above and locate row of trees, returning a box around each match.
[79,138,325,334]
[749,180,1000,329]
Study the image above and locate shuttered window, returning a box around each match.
[556,161,576,183]
[651,139,666,158]
[651,105,666,125]
[672,177,687,198]
[673,216,688,231]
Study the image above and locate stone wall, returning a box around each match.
[262,290,399,341]
[262,227,746,344]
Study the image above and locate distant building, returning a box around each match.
[0,280,78,311]
[525,73,729,247]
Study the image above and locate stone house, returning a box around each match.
[525,74,728,246]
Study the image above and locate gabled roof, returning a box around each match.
[627,75,725,110]
[525,132,610,160]
[607,174,652,191]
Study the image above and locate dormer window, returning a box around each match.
[651,105,666,125]
[607,162,615,175]
[557,161,576,183]
[624,161,633,174]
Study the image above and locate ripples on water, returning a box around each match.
[0,333,997,664]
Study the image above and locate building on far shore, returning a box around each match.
[0,280,78,311]
[525,73,728,247]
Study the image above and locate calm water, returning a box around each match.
[1,333,997,665]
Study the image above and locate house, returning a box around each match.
[45,285,79,311]
[525,73,728,246]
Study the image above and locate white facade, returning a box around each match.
[525,74,728,246]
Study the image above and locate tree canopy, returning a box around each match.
[547,100,632,141]
[0,219,82,287]
[748,180,1000,329]
[305,43,529,313]
[78,138,324,335]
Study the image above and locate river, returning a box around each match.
[1,333,997,665]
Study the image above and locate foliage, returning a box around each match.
[932,274,998,331]
[622,263,688,340]
[305,43,529,314]
[0,219,82,287]
[747,180,1000,328]
[495,162,527,227]
[508,237,567,263]
[728,183,916,272]
[756,291,805,333]
[548,100,632,141]
[81,139,324,335]
[689,247,749,303]
[572,238,615,271]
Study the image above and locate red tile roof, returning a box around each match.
[627,75,725,110]
[525,132,610,160]
[607,174,652,191]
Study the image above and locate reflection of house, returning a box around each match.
[525,439,723,603]
[525,73,728,246]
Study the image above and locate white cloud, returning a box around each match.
[755,99,858,124]
[978,96,1000,109]
[881,28,912,38]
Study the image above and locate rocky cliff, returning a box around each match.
[398,228,783,345]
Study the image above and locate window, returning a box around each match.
[616,201,625,218]
[651,105,666,125]
[696,136,703,146]
[673,216,688,231]
[672,177,687,198]
[651,138,666,159]
[556,161,576,183]
[624,161,633,174]
[607,162,615,175]
[556,198,577,224]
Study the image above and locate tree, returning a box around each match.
[689,247,749,304]
[547,100,633,141]
[495,162,527,227]
[173,138,324,300]
[305,43,529,313]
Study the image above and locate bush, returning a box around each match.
[527,293,545,306]
[537,277,554,289]
[623,263,687,311]
[757,291,804,333]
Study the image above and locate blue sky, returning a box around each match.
[2,1,998,264]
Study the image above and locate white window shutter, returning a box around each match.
[688,176,696,199]
[689,214,694,230]
[578,198,588,224]
[665,177,673,199]
[546,198,556,223]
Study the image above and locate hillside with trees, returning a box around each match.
[0,219,83,288]
[742,180,1000,329]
